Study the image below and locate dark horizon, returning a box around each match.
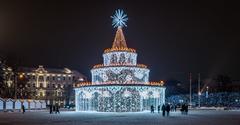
[0,1,239,81]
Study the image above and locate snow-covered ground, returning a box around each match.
[0,110,239,125]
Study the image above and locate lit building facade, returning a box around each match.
[18,65,86,106]
[75,10,165,112]
[0,59,15,98]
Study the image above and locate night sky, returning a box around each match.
[0,1,239,81]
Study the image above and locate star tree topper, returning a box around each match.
[111,9,128,28]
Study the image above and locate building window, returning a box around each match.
[33,83,35,87]
[40,92,43,96]
[47,83,50,88]
[58,84,61,88]
[33,92,36,96]
[39,76,43,80]
[52,84,55,88]
[28,84,30,87]
[40,83,43,87]
[63,77,65,81]
[73,76,75,80]
[57,77,61,81]
[52,77,55,80]
[47,76,49,80]
[58,92,61,96]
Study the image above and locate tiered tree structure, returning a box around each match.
[75,9,165,112]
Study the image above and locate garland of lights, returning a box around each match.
[103,51,137,66]
[75,85,165,112]
[91,66,150,84]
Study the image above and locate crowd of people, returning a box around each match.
[49,104,60,114]
[20,102,189,116]
[180,104,188,115]
[19,104,61,114]
[150,103,188,116]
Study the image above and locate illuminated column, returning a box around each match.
[158,93,161,106]
[110,87,118,112]
[113,93,116,112]
[80,93,83,111]
[43,75,47,88]
[140,96,143,111]
[36,75,39,88]
[83,98,85,111]
[75,90,79,111]
[159,89,162,105]
[89,98,92,111]
[162,88,165,104]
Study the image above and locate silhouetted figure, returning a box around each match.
[150,105,154,113]
[185,104,188,115]
[181,104,184,114]
[174,105,177,112]
[22,105,25,114]
[158,105,160,113]
[166,104,170,116]
[53,105,56,113]
[56,105,60,114]
[181,104,188,115]
[49,105,53,114]
[161,104,166,116]
[170,104,174,112]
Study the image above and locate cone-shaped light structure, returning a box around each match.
[112,27,127,48]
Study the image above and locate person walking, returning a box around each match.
[150,105,154,113]
[55,104,58,114]
[170,104,174,112]
[49,105,53,114]
[56,105,60,114]
[157,105,160,113]
[166,104,170,116]
[53,105,56,113]
[181,104,184,114]
[22,105,25,114]
[161,104,166,117]
[174,104,177,112]
[185,104,188,115]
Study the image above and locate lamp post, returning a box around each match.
[198,91,201,108]
[189,73,192,107]
[206,86,209,98]
[198,73,201,108]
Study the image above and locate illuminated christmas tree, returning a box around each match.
[75,9,165,112]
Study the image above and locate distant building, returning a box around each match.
[3,67,14,88]
[0,58,15,98]
[18,65,87,106]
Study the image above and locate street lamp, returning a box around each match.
[198,73,201,108]
[19,74,23,79]
[206,86,209,98]
[198,91,201,108]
